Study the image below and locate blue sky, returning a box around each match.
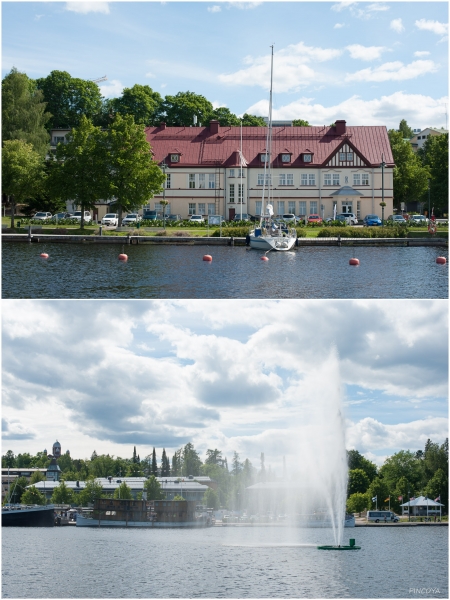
[2,300,448,470]
[2,1,448,129]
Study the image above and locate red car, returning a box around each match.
[308,214,323,224]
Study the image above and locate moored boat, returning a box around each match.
[2,504,55,527]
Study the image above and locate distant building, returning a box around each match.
[46,456,61,482]
[409,127,448,152]
[52,440,61,459]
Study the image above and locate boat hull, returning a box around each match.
[76,514,211,528]
[248,233,296,252]
[2,505,55,527]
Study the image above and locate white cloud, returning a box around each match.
[332,1,389,19]
[415,19,448,37]
[246,91,448,129]
[346,44,388,61]
[227,2,262,9]
[207,5,221,13]
[65,2,110,14]
[414,51,431,57]
[219,42,341,92]
[390,18,404,33]
[98,79,124,98]
[334,23,345,29]
[345,59,438,82]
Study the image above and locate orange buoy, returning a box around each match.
[40,253,49,259]
[349,258,360,266]
[118,253,128,261]
[261,256,269,261]
[203,255,212,262]
[436,256,447,265]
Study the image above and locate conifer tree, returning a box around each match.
[151,447,158,477]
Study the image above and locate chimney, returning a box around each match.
[160,122,167,130]
[210,120,220,134]
[335,120,346,135]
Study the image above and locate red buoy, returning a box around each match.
[40,253,49,259]
[436,256,447,265]
[261,256,269,261]
[349,258,360,266]
[203,255,212,262]
[118,253,128,261]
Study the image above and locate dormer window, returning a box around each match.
[260,153,269,163]
[281,153,291,163]
[170,154,180,163]
[303,153,312,163]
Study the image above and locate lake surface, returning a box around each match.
[2,242,448,299]
[2,525,447,598]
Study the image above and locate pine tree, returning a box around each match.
[151,447,158,477]
[161,448,170,477]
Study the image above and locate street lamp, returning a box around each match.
[380,156,386,226]
[161,160,168,230]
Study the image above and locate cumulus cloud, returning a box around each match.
[207,5,221,12]
[345,59,438,82]
[98,79,124,98]
[415,18,448,37]
[346,44,388,61]
[334,23,345,29]
[65,2,110,14]
[414,51,431,57]
[219,42,341,92]
[331,1,389,19]
[390,18,404,33]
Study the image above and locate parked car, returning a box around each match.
[189,215,205,223]
[102,213,119,226]
[121,213,141,226]
[52,212,72,221]
[363,214,382,226]
[409,214,429,224]
[33,212,52,221]
[233,213,250,221]
[387,215,407,225]
[167,214,182,222]
[308,214,323,224]
[71,211,92,223]
[281,214,298,223]
[336,214,351,224]
[337,212,358,225]
[143,210,159,220]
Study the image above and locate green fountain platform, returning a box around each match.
[318,539,361,550]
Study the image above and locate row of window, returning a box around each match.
[171,152,355,165]
[164,172,370,190]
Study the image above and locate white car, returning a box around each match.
[409,214,429,224]
[122,213,142,226]
[281,214,298,223]
[72,211,92,223]
[33,212,52,221]
[337,213,358,225]
[102,213,119,226]
[189,215,205,223]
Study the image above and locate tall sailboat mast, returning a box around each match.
[262,45,274,214]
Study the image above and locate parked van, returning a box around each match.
[367,510,399,523]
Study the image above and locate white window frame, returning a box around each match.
[324,174,331,186]
[298,201,306,215]
[208,174,215,189]
[208,203,215,215]
[257,173,272,186]
[229,169,235,177]
[347,152,353,161]
[188,203,196,215]
[260,153,269,163]
[198,203,206,215]
[310,201,318,215]
[238,183,244,203]
[277,201,285,215]
[303,154,312,163]
[229,184,235,203]
[308,174,315,186]
[353,174,361,186]
[165,173,171,189]
[281,153,291,163]
[189,174,196,189]
[255,201,262,215]
[332,174,340,186]
[362,173,369,186]
[288,201,296,214]
[170,154,179,163]
[198,174,206,189]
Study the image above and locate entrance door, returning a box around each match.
[229,208,235,221]
[342,203,353,214]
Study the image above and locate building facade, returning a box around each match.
[145,119,394,222]
[409,127,448,152]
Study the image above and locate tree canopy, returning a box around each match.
[418,133,448,216]
[110,84,163,126]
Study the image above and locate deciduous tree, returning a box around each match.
[161,91,213,126]
[20,487,47,506]
[51,480,75,505]
[144,475,165,500]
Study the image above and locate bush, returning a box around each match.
[317,226,408,238]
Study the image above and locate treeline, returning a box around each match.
[347,438,448,514]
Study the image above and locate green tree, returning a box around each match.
[424,469,448,512]
[173,494,185,501]
[2,67,51,156]
[48,116,108,228]
[111,84,163,126]
[201,463,230,508]
[232,451,243,477]
[418,134,448,217]
[292,119,311,126]
[88,454,117,478]
[367,477,390,510]
[144,475,165,500]
[51,480,75,505]
[126,462,144,477]
[161,91,213,126]
[347,449,377,482]
[8,477,29,503]
[171,449,182,476]
[56,453,74,473]
[2,139,46,227]
[20,486,47,505]
[379,450,422,493]
[181,443,202,477]
[346,492,369,515]
[16,453,33,468]
[207,107,240,126]
[77,480,104,506]
[241,113,266,126]
[161,448,170,477]
[203,487,219,510]
[388,129,430,210]
[104,114,165,223]
[348,468,370,496]
[36,70,103,129]
[205,449,223,465]
[151,448,158,477]
[2,450,16,468]
[398,119,414,139]
[30,471,45,484]
[113,482,133,500]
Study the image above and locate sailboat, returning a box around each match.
[248,46,297,252]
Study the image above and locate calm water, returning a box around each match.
[2,242,448,299]
[2,526,447,598]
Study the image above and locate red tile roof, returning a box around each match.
[145,122,394,168]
